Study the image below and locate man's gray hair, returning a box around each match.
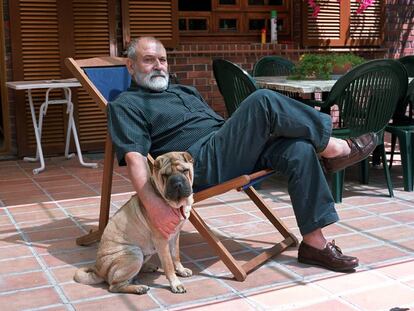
[125,37,164,60]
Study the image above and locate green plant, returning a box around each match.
[289,53,365,80]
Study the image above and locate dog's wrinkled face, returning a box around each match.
[152,152,194,209]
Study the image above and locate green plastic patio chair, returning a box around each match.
[399,55,414,77]
[252,56,295,77]
[212,59,258,116]
[385,79,414,191]
[316,59,408,202]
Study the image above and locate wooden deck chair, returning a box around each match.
[65,56,298,281]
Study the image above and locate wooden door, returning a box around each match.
[9,0,116,156]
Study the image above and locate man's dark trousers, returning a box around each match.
[188,89,339,236]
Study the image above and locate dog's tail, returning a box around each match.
[74,266,104,285]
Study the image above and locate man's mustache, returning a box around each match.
[149,70,168,79]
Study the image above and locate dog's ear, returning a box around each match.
[153,158,161,172]
[182,152,193,163]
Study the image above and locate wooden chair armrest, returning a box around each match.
[247,169,274,180]
[193,175,250,203]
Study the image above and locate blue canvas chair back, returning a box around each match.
[83,66,131,102]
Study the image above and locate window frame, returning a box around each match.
[178,0,292,42]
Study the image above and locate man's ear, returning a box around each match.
[126,58,135,76]
[182,152,193,163]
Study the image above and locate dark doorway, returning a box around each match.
[0,0,10,154]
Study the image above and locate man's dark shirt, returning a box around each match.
[107,81,225,165]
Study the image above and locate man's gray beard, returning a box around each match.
[135,70,169,92]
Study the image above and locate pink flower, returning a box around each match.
[307,0,320,17]
[312,6,320,17]
[307,0,373,17]
[356,0,374,14]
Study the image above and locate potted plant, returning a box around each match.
[289,53,365,80]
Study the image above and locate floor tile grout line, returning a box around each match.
[146,292,167,311]
[336,220,414,254]
[0,269,52,279]
[172,246,267,310]
[0,284,55,297]
[198,218,298,236]
[237,277,341,310]
[310,273,414,309]
[368,264,414,291]
[307,281,368,311]
[16,163,134,242]
[3,208,75,311]
[335,220,414,239]
[296,250,414,308]
[22,303,69,311]
[340,204,414,221]
[12,224,88,236]
[15,163,92,237]
[52,164,132,220]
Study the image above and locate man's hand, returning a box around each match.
[143,196,181,239]
[125,151,181,239]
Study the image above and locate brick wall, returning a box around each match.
[167,42,299,117]
[385,0,414,58]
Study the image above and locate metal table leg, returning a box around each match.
[23,86,98,173]
[63,88,98,168]
[23,89,46,174]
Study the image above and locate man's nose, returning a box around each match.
[153,59,162,69]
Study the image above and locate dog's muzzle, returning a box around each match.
[165,173,192,202]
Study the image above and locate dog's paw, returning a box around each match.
[176,267,192,277]
[135,285,150,295]
[141,262,159,273]
[109,283,150,295]
[171,283,187,294]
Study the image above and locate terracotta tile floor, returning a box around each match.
[0,155,413,311]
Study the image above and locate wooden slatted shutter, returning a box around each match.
[9,0,116,157]
[72,0,117,151]
[10,0,65,156]
[122,0,179,48]
[302,0,384,47]
[348,0,384,46]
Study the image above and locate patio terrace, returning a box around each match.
[0,153,413,311]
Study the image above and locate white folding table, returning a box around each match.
[7,78,98,174]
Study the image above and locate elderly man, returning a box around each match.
[108,36,376,272]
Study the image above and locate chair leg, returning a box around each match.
[189,209,247,281]
[389,133,397,169]
[244,187,298,245]
[242,187,298,274]
[359,158,369,184]
[371,146,381,166]
[380,143,394,197]
[332,170,345,203]
[76,134,114,246]
[399,132,413,192]
[189,186,297,281]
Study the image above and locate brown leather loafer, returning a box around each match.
[322,132,377,174]
[298,240,358,272]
